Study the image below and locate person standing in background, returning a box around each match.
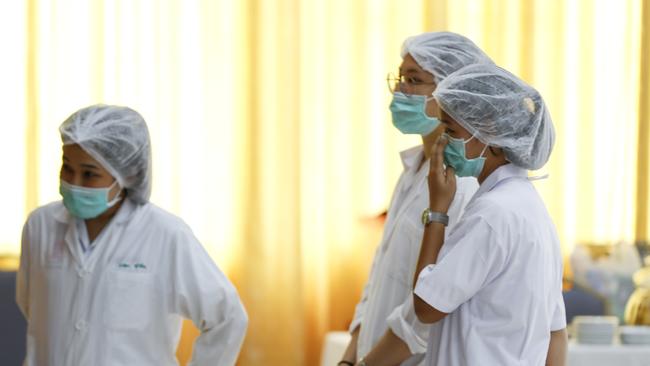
[339,32,493,366]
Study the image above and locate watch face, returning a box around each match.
[421,208,432,225]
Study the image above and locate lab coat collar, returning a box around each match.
[382,145,428,243]
[473,163,528,198]
[109,199,138,225]
[52,198,139,225]
[52,203,70,224]
[399,145,425,171]
[61,199,140,268]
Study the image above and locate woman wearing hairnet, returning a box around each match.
[339,32,491,366]
[412,64,567,365]
[16,105,248,365]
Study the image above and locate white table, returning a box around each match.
[321,332,650,366]
[321,332,351,366]
[567,341,650,366]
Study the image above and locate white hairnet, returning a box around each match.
[401,32,494,84]
[433,64,555,170]
[59,104,152,204]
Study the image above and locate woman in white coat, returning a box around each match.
[16,105,248,366]
[412,64,567,365]
[339,32,493,366]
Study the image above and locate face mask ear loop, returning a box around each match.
[478,142,489,158]
[106,180,123,208]
[528,174,550,181]
[419,95,440,122]
[465,133,488,159]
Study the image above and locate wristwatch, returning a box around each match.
[421,208,449,226]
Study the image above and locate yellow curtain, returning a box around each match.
[440,0,645,254]
[638,0,650,242]
[3,0,649,365]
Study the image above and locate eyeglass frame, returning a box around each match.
[386,72,437,97]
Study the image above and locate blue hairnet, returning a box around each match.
[59,104,152,204]
[433,64,555,170]
[401,32,494,84]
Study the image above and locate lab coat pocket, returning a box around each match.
[386,219,423,286]
[104,270,154,330]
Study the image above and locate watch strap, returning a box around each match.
[422,208,449,226]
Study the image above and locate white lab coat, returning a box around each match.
[16,199,248,366]
[414,164,566,366]
[350,146,478,365]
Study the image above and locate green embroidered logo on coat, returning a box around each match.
[117,262,147,271]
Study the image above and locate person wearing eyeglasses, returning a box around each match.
[338,32,493,366]
[16,105,248,366]
[412,64,567,365]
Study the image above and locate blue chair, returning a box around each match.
[562,281,606,324]
[0,271,26,366]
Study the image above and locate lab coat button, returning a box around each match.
[78,269,91,278]
[75,320,86,330]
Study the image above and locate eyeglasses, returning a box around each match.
[386,72,437,96]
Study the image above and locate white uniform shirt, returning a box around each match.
[415,164,566,366]
[350,146,478,365]
[16,199,248,366]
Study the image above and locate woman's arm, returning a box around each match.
[413,137,455,324]
[546,328,568,366]
[412,222,450,323]
[340,326,360,364]
[358,329,412,366]
[173,230,248,366]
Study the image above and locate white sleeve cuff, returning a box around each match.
[349,299,366,333]
[386,295,430,355]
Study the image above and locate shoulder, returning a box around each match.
[465,192,516,227]
[134,202,193,235]
[453,183,520,240]
[480,178,538,215]
[25,201,67,227]
[465,178,547,238]
[130,203,204,255]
